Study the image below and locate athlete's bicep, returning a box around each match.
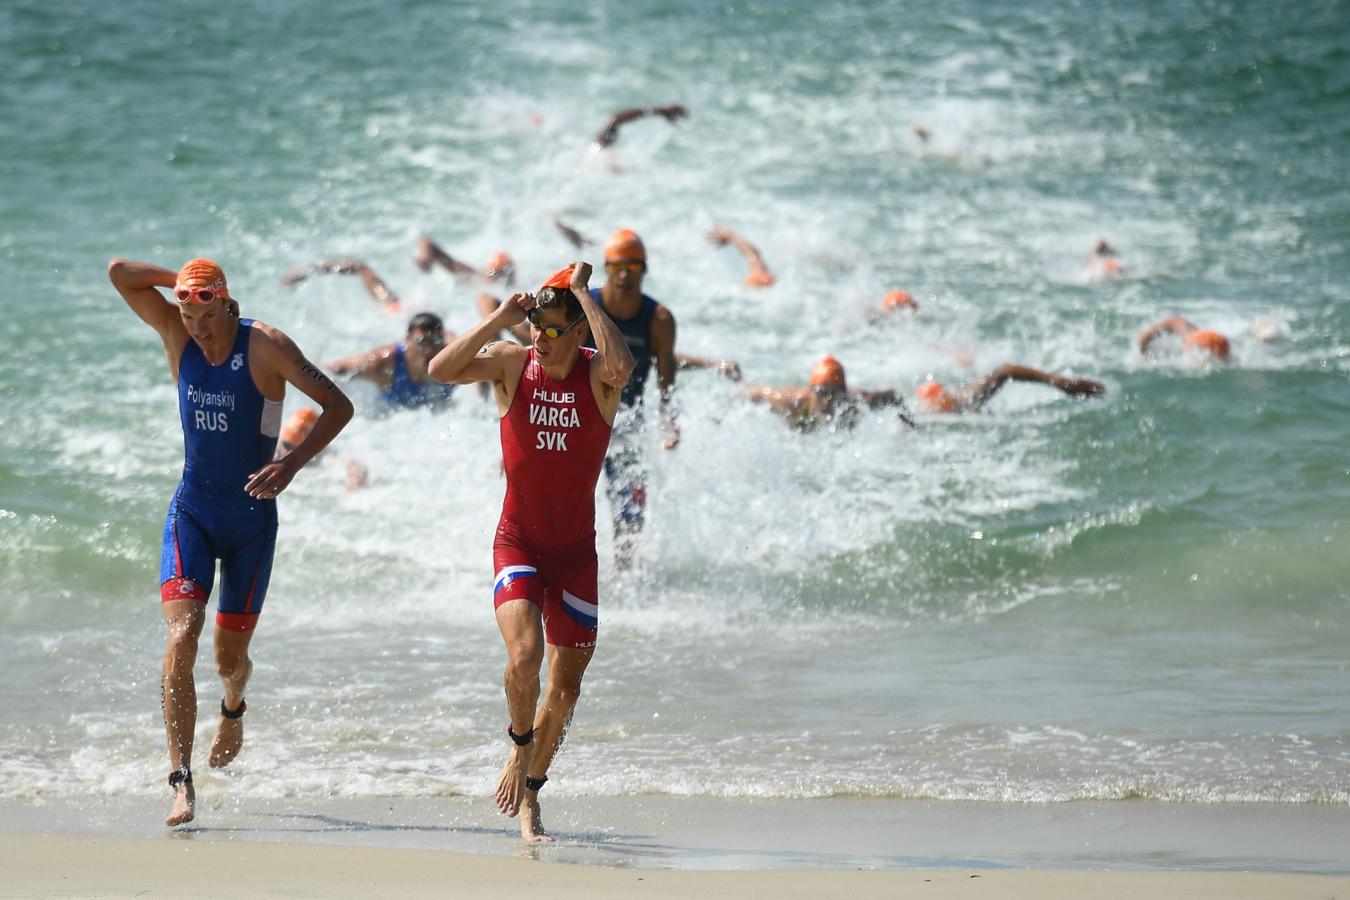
[590,366,624,424]
[288,352,350,408]
[261,328,348,408]
[444,342,522,385]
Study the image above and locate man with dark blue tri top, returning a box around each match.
[108,257,352,828]
[583,229,679,569]
[327,313,457,413]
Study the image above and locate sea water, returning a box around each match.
[1,0,1347,809]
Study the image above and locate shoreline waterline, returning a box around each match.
[4,795,1349,874]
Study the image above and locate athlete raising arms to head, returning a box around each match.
[108,257,353,827]
[428,261,634,843]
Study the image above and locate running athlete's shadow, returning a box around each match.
[179,811,496,837]
[177,812,677,861]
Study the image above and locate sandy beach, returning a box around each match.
[4,832,1348,900]
[4,794,1348,898]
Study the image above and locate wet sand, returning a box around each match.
[3,793,1349,898]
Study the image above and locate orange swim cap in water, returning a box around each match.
[1184,329,1230,360]
[809,355,846,390]
[279,407,319,448]
[882,289,918,311]
[485,252,514,279]
[604,229,646,263]
[744,270,776,288]
[540,265,575,291]
[174,258,229,303]
[917,381,959,413]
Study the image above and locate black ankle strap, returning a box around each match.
[507,725,534,746]
[525,775,548,792]
[168,768,192,788]
[221,699,247,719]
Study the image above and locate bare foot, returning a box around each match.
[209,704,244,768]
[211,660,251,768]
[493,745,531,817]
[165,782,194,827]
[520,794,553,843]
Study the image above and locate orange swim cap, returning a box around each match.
[279,407,319,448]
[485,252,514,279]
[917,381,959,413]
[1184,329,1230,360]
[744,270,776,288]
[809,355,846,390]
[882,289,917,311]
[540,265,575,291]
[174,258,229,302]
[604,228,646,263]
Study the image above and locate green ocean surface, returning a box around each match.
[1,0,1347,805]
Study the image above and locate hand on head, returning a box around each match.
[500,292,537,326]
[568,261,593,293]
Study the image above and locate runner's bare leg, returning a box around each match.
[494,599,544,818]
[161,598,205,826]
[519,643,594,842]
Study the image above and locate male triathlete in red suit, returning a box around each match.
[428,261,634,842]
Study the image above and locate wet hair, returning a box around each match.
[535,286,583,321]
[407,312,444,335]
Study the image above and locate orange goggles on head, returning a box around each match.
[174,279,227,304]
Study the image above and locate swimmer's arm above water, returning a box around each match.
[554,217,593,250]
[965,364,1105,412]
[676,354,743,381]
[852,388,918,428]
[282,259,402,310]
[707,226,775,287]
[1136,316,1198,354]
[326,344,396,381]
[853,388,903,409]
[743,384,810,416]
[414,236,478,277]
[592,105,688,148]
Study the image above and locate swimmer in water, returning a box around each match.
[866,289,920,323]
[590,104,688,150]
[916,364,1105,414]
[327,313,457,413]
[1088,238,1125,280]
[108,256,353,827]
[744,355,915,431]
[707,225,776,288]
[1136,316,1231,362]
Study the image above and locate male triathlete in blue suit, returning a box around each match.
[327,313,456,413]
[109,256,352,828]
